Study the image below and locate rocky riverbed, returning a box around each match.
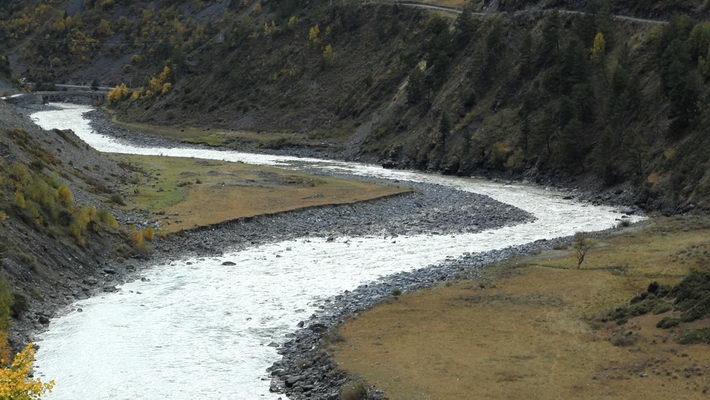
[80,109,580,400]
[268,237,572,399]
[27,104,639,400]
[81,106,535,259]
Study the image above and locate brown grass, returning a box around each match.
[111,155,410,232]
[332,216,710,400]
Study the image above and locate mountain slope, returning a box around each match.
[2,0,709,212]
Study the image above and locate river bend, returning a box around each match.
[30,103,638,400]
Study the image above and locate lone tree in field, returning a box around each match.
[573,232,593,268]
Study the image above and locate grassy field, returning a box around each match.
[110,154,410,232]
[331,216,710,399]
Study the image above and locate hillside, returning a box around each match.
[1,0,709,214]
[0,102,141,350]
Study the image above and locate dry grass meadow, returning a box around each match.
[332,216,710,400]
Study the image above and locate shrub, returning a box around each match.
[97,209,118,228]
[652,301,673,314]
[340,379,368,400]
[678,328,710,344]
[143,226,155,241]
[69,206,96,244]
[55,185,73,208]
[322,44,335,67]
[109,193,126,206]
[131,228,145,248]
[656,317,680,329]
[0,281,12,331]
[611,332,640,347]
[671,271,710,322]
[308,24,320,44]
[617,219,631,228]
[14,192,26,208]
[10,292,29,318]
[9,162,30,184]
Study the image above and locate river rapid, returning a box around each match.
[30,103,640,400]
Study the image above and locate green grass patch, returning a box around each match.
[110,154,411,232]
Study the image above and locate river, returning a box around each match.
[30,103,639,399]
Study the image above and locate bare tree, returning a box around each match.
[573,232,593,268]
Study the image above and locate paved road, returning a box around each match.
[55,84,112,92]
[387,0,668,25]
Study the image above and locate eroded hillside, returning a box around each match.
[0,102,143,348]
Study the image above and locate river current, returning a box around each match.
[30,103,639,399]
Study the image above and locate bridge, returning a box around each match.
[1,89,108,106]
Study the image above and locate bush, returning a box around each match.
[10,293,29,318]
[652,302,673,315]
[55,185,73,208]
[678,328,710,344]
[143,226,155,241]
[340,379,368,400]
[131,228,145,248]
[97,208,119,228]
[610,332,640,347]
[656,316,680,329]
[0,281,12,331]
[671,271,710,322]
[109,193,126,206]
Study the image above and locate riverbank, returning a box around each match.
[269,236,575,399]
[330,215,710,400]
[26,103,638,399]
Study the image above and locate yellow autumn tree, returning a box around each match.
[287,16,298,29]
[591,32,606,63]
[308,24,320,44]
[107,83,131,104]
[0,344,54,399]
[322,44,335,67]
[148,66,173,96]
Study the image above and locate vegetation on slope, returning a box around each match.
[2,1,709,211]
[494,0,710,19]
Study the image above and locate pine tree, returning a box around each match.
[407,66,425,104]
[454,2,476,50]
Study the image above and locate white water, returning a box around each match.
[30,103,640,399]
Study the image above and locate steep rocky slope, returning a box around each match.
[0,102,140,347]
